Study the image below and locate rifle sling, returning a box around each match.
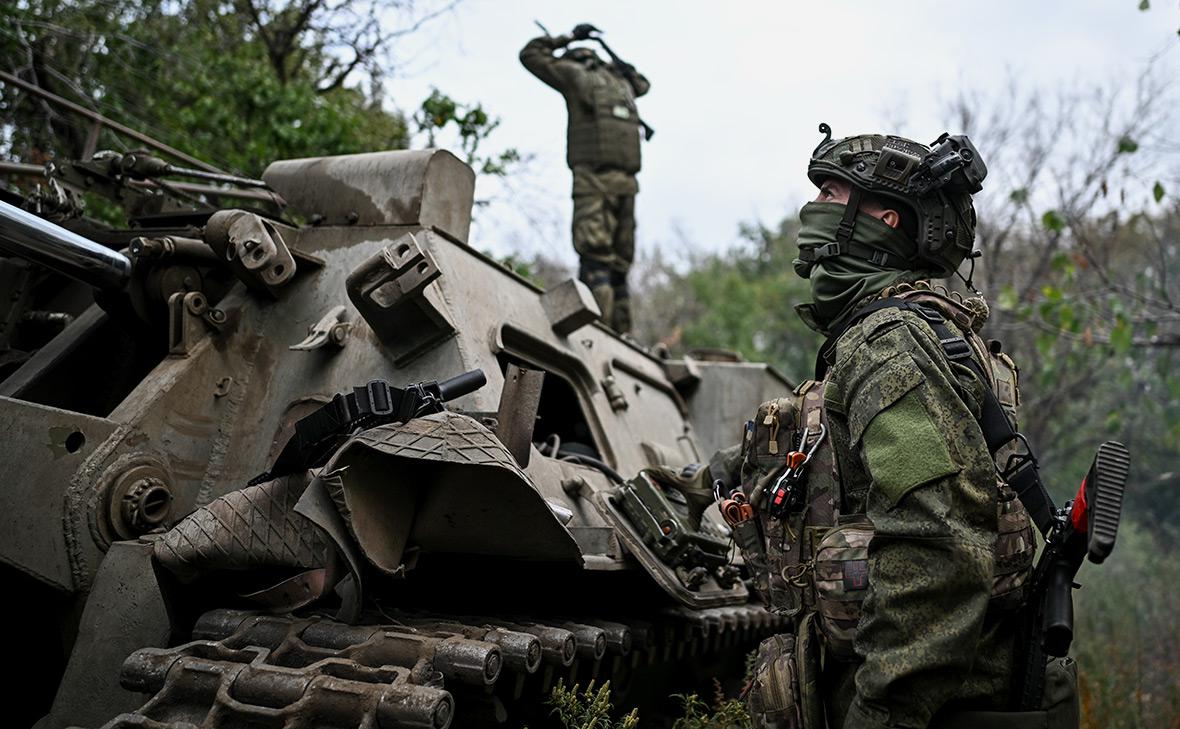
[250,380,429,485]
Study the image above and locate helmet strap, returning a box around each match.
[835,186,863,246]
[955,250,984,294]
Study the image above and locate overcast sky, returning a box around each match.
[385,1,1180,264]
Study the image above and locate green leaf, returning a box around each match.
[997,285,1019,312]
[1059,303,1078,332]
[1035,332,1057,358]
[1110,318,1133,355]
[1139,0,1150,10]
[1009,188,1029,204]
[1116,136,1139,153]
[1153,181,1166,202]
[1105,411,1123,435]
[1042,210,1066,232]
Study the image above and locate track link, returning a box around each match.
[93,604,785,728]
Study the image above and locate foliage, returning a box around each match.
[1072,521,1180,727]
[669,691,750,729]
[0,0,520,205]
[637,60,1180,532]
[632,219,823,379]
[0,0,419,175]
[548,681,638,729]
[547,682,752,729]
[948,63,1180,525]
[415,88,521,177]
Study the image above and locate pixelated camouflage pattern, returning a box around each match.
[823,294,1031,729]
[739,290,1037,729]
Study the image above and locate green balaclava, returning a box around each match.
[792,201,925,335]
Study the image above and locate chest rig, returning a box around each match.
[565,69,642,174]
[732,287,1035,659]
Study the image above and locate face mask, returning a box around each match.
[792,202,921,334]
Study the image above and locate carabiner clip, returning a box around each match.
[766,424,828,519]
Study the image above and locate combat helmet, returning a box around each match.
[802,124,987,277]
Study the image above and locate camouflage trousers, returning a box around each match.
[571,165,638,333]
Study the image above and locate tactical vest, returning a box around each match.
[739,289,1035,660]
[565,68,642,174]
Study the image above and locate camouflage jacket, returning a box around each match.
[820,294,1029,729]
[727,290,1035,729]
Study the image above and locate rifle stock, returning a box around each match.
[1016,440,1129,708]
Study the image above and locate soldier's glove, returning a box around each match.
[571,23,601,40]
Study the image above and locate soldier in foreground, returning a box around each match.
[520,23,650,333]
[721,128,1090,728]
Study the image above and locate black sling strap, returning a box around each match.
[817,298,1058,535]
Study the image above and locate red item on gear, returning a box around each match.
[1070,477,1089,532]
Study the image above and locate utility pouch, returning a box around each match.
[746,633,803,729]
[732,518,771,602]
[1042,657,1080,729]
[795,613,825,729]
[929,658,1079,729]
[813,516,873,661]
[762,510,806,616]
[748,397,799,475]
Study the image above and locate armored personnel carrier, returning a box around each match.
[0,144,792,728]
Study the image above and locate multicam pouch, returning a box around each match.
[739,395,804,614]
[812,517,873,660]
[746,397,800,474]
[811,494,1030,661]
[746,633,802,729]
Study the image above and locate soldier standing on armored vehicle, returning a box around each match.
[520,23,651,334]
[719,127,1102,728]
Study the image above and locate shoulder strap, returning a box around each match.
[819,298,1057,535]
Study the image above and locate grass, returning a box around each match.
[547,681,750,729]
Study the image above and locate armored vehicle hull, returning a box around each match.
[0,149,792,728]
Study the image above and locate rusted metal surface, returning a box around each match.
[0,395,118,589]
[345,231,454,365]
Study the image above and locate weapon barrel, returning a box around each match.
[0,199,131,290]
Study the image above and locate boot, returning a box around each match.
[579,263,615,326]
[611,271,632,334]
